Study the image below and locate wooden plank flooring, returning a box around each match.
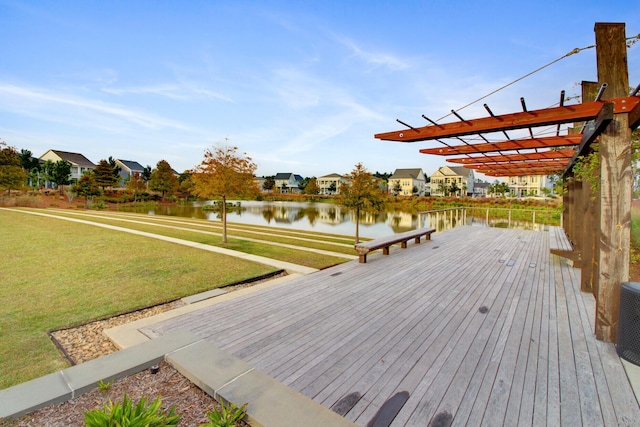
[142,226,640,426]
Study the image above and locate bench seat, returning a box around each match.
[354,227,436,263]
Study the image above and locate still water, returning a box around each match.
[118,201,434,239]
[117,201,551,239]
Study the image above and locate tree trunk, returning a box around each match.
[222,195,228,244]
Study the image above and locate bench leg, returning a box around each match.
[426,233,432,240]
[414,236,421,244]
[359,254,367,263]
[401,241,408,249]
[382,247,390,255]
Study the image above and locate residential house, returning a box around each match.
[388,168,427,196]
[318,173,349,195]
[115,159,145,184]
[274,173,303,193]
[507,175,554,197]
[473,181,491,197]
[430,166,474,196]
[39,149,95,182]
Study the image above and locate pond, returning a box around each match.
[116,201,557,239]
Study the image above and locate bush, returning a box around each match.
[84,394,181,427]
[200,401,247,427]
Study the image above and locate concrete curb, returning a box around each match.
[0,330,202,420]
[167,340,356,427]
[0,329,356,426]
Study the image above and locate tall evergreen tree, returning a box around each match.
[149,160,178,201]
[93,159,120,191]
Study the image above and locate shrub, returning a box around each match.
[200,401,247,427]
[84,394,181,427]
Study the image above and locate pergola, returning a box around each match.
[375,23,639,343]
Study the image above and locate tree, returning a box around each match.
[177,171,194,198]
[304,177,319,195]
[149,160,178,201]
[336,162,386,243]
[125,173,146,202]
[72,172,101,208]
[298,177,310,192]
[392,181,402,196]
[0,142,27,195]
[43,159,71,194]
[488,180,510,197]
[108,156,122,185]
[93,159,120,191]
[328,182,337,194]
[19,149,42,188]
[142,165,152,183]
[449,181,461,197]
[262,177,275,192]
[191,145,259,243]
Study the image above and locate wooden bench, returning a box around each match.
[354,227,436,263]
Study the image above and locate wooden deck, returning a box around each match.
[142,226,640,426]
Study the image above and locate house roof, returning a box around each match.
[318,173,344,179]
[389,168,424,180]
[434,166,472,177]
[117,159,145,172]
[274,173,303,181]
[43,150,95,167]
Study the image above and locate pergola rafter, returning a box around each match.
[446,149,575,165]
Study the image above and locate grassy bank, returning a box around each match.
[0,210,282,389]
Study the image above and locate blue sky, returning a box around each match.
[1,1,638,180]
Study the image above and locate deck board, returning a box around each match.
[142,226,640,426]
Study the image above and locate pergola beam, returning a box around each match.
[419,135,581,155]
[481,166,567,176]
[562,102,614,176]
[375,97,638,143]
[467,159,569,171]
[447,149,575,164]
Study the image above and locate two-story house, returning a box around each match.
[274,173,304,193]
[39,149,96,182]
[388,168,427,196]
[508,175,554,197]
[317,173,349,195]
[115,159,146,184]
[430,166,474,196]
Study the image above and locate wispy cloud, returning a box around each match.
[337,37,409,71]
[102,83,233,103]
[0,83,194,131]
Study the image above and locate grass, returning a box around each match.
[0,210,284,389]
[632,205,640,265]
[27,209,355,264]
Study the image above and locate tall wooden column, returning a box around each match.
[580,81,599,293]
[595,23,632,342]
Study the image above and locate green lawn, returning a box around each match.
[0,210,291,389]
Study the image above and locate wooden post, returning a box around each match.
[580,81,599,293]
[594,23,632,342]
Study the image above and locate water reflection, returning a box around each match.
[117,201,557,239]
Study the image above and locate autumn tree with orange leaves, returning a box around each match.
[191,144,259,243]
